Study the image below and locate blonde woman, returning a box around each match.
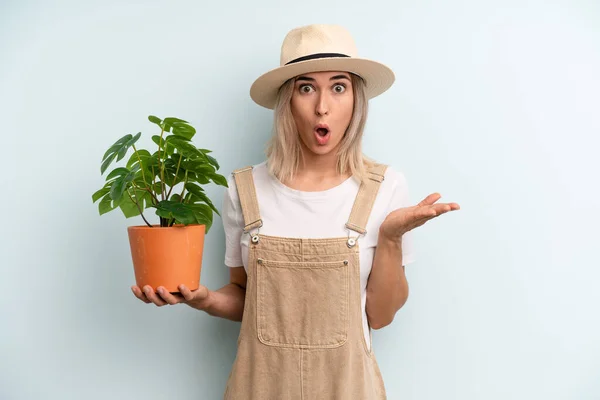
[132,24,460,399]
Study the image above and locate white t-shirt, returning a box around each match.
[222,161,416,350]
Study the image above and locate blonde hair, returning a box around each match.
[265,73,376,185]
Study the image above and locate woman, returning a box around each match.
[132,24,459,399]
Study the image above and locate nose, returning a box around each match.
[315,92,329,116]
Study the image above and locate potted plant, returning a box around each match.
[92,115,227,294]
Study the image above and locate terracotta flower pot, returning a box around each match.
[127,223,205,293]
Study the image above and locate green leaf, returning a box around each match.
[98,192,123,215]
[165,159,186,184]
[194,173,210,184]
[152,135,166,150]
[195,149,210,163]
[92,187,110,203]
[205,154,220,170]
[185,183,220,216]
[118,187,149,218]
[162,170,177,188]
[142,153,160,171]
[133,166,155,188]
[148,115,162,125]
[189,203,213,232]
[162,138,177,157]
[155,200,196,225]
[109,165,140,202]
[171,123,196,139]
[167,152,184,165]
[101,135,130,164]
[138,188,153,209]
[99,195,115,215]
[126,149,151,170]
[166,136,202,158]
[109,176,129,202]
[100,132,141,175]
[163,117,189,125]
[171,122,196,133]
[210,172,228,187]
[181,159,215,176]
[118,192,141,218]
[105,167,129,182]
[151,182,163,193]
[151,135,175,157]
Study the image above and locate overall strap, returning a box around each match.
[345,163,388,235]
[231,166,263,233]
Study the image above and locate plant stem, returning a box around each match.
[151,165,157,202]
[127,188,152,227]
[131,182,159,206]
[178,170,188,202]
[166,153,183,199]
[158,128,166,201]
[132,144,149,190]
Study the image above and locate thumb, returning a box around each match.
[192,284,210,301]
[179,284,210,303]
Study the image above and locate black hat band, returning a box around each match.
[285,53,350,65]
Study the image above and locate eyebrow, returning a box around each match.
[295,74,351,82]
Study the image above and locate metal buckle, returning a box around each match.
[346,228,364,248]
[246,223,261,244]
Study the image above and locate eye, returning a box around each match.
[333,83,346,93]
[299,84,314,93]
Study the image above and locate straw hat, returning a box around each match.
[249,24,396,109]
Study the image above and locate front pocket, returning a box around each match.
[256,258,349,349]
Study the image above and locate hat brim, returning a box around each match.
[249,57,395,109]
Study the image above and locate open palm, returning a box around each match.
[380,193,460,240]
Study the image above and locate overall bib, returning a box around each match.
[224,163,389,400]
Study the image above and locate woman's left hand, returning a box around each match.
[379,193,460,241]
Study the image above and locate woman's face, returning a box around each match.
[290,71,354,157]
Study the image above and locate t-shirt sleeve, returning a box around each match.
[222,175,245,268]
[385,169,417,266]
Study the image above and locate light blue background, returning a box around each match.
[2,0,599,399]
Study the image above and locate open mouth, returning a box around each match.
[314,125,331,145]
[316,127,329,137]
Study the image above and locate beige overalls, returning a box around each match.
[224,163,389,400]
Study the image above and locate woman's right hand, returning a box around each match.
[131,284,212,311]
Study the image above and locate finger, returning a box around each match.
[418,193,442,207]
[156,287,185,305]
[413,206,438,219]
[178,284,195,302]
[403,206,444,230]
[411,203,460,227]
[143,285,168,307]
[179,284,210,303]
[131,286,151,303]
[431,202,461,215]
[401,202,460,234]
